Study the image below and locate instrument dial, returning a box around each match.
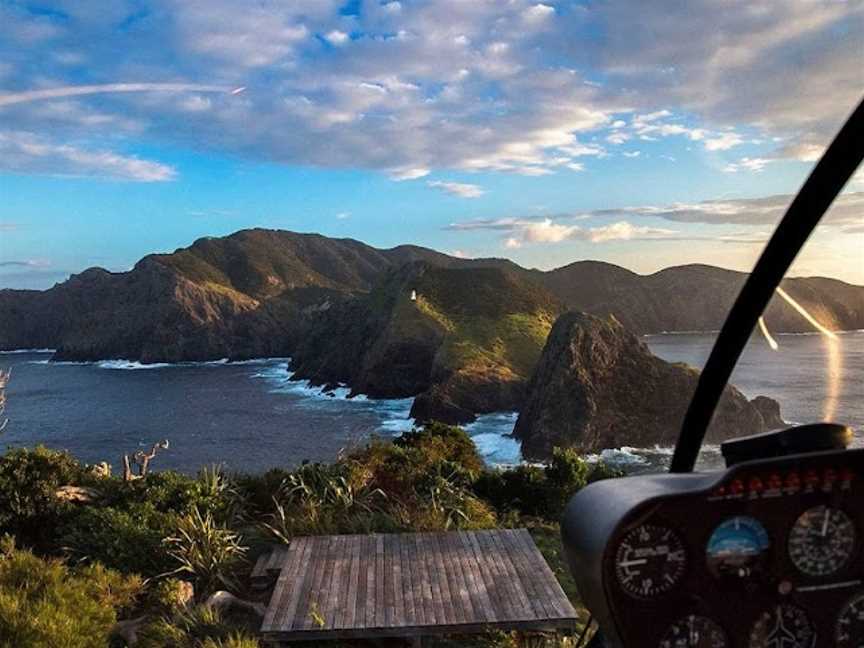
[836,592,864,648]
[707,516,770,579]
[660,615,728,648]
[749,604,816,648]
[788,505,856,577]
[615,524,686,598]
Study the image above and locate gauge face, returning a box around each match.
[707,516,770,579]
[660,615,728,648]
[614,524,686,598]
[788,505,856,577]
[836,592,864,648]
[749,604,816,648]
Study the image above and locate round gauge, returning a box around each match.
[788,505,856,577]
[749,604,816,648]
[706,516,770,579]
[614,524,686,598]
[836,592,864,648]
[659,615,728,648]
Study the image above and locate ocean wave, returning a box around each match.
[28,356,292,370]
[0,348,56,354]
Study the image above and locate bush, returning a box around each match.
[57,502,176,577]
[105,468,242,523]
[0,446,83,548]
[394,422,485,474]
[137,605,260,648]
[473,448,620,520]
[0,536,140,648]
[164,507,247,595]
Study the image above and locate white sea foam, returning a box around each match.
[0,348,56,354]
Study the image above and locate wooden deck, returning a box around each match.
[261,529,578,642]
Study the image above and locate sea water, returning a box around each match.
[2,331,861,474]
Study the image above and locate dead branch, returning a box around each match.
[0,367,10,434]
[122,440,169,481]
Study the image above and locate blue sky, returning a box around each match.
[0,0,862,289]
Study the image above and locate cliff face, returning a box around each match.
[290,262,564,422]
[513,312,784,460]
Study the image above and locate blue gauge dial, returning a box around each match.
[706,516,770,579]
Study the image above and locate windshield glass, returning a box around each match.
[0,3,861,479]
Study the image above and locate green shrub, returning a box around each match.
[0,536,141,648]
[394,422,485,474]
[164,507,247,595]
[137,605,260,648]
[57,502,176,577]
[0,446,83,548]
[105,469,241,523]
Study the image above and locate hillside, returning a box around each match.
[289,262,564,422]
[1,228,862,364]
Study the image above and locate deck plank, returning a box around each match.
[262,529,577,640]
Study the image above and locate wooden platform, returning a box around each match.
[261,529,578,642]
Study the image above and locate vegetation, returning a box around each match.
[0,423,615,646]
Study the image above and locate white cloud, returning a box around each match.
[622,151,640,158]
[0,0,859,179]
[427,180,485,198]
[325,30,349,45]
[390,167,431,181]
[0,131,176,181]
[448,192,864,235]
[704,131,744,151]
[336,211,351,220]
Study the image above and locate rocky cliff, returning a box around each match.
[513,312,785,460]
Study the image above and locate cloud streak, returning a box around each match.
[0,131,176,182]
[427,180,485,198]
[0,83,244,108]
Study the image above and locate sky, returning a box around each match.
[0,0,862,290]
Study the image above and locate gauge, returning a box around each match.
[836,592,864,648]
[788,505,856,577]
[660,615,728,648]
[614,524,686,598]
[749,604,816,648]
[706,516,770,579]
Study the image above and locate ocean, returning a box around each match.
[1,331,861,475]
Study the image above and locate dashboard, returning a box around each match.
[561,446,864,648]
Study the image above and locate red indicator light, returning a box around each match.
[785,472,801,489]
[714,486,726,497]
[767,474,783,489]
[730,479,745,495]
[824,468,838,482]
[804,470,820,487]
[748,477,764,492]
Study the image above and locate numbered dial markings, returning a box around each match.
[660,615,728,648]
[749,604,816,648]
[788,505,856,577]
[615,524,686,598]
[837,592,864,648]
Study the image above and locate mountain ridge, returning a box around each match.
[2,228,863,362]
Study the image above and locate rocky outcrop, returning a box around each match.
[513,312,784,460]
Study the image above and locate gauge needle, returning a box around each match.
[822,510,830,537]
[619,559,648,567]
